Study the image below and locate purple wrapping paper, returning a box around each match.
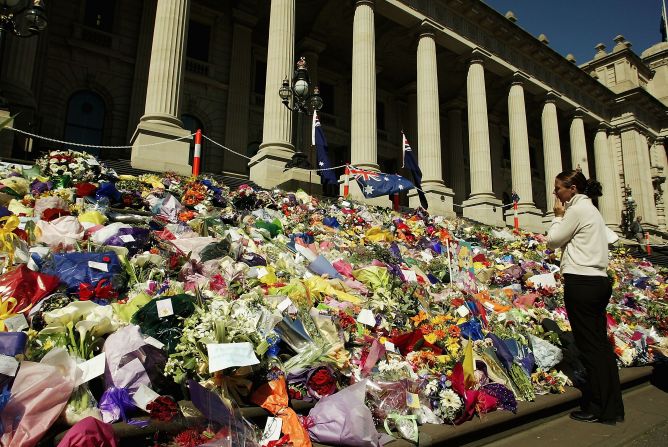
[0,332,28,357]
[307,380,382,447]
[102,325,150,394]
[98,387,147,427]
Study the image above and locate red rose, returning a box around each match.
[75,182,97,198]
[306,367,337,399]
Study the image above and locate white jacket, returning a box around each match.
[546,194,609,277]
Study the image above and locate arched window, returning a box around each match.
[181,114,204,170]
[64,91,106,155]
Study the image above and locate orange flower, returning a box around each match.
[448,325,461,338]
[410,311,428,326]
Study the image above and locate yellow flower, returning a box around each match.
[424,333,437,344]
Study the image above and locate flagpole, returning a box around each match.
[664,0,668,41]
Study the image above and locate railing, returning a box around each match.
[185,58,211,77]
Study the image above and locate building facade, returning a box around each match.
[2,0,668,234]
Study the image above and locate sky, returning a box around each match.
[482,0,666,64]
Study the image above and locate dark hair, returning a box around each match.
[556,170,603,198]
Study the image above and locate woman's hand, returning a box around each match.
[553,196,565,217]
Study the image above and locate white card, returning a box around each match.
[256,267,269,278]
[277,298,293,312]
[156,299,174,318]
[456,305,470,318]
[144,336,165,350]
[384,341,396,353]
[294,244,317,262]
[3,313,28,332]
[0,355,19,377]
[402,270,418,282]
[86,158,100,166]
[357,309,376,327]
[76,353,106,386]
[88,261,108,272]
[528,273,557,288]
[133,383,161,411]
[341,201,351,207]
[260,416,283,446]
[119,234,135,243]
[207,342,260,373]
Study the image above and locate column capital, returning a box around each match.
[418,18,443,38]
[543,90,561,104]
[569,107,587,120]
[510,71,530,86]
[469,47,492,65]
[353,0,374,8]
[232,8,258,28]
[597,121,612,132]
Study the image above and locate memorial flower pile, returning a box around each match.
[0,149,665,446]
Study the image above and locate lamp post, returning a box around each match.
[0,0,47,105]
[621,186,636,235]
[279,57,323,171]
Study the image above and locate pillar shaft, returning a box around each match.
[259,0,294,152]
[657,141,668,231]
[1,33,38,107]
[621,129,657,227]
[224,12,255,174]
[570,114,589,176]
[142,0,190,126]
[448,108,466,205]
[416,28,442,185]
[466,58,494,197]
[508,82,535,206]
[350,0,378,170]
[593,127,621,229]
[541,97,562,213]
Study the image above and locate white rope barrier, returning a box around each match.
[6,126,195,149]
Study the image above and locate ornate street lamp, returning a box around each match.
[0,0,47,105]
[621,186,636,235]
[279,57,323,169]
[0,0,47,39]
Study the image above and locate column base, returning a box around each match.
[408,182,455,218]
[462,194,505,227]
[131,121,192,176]
[339,175,392,208]
[248,143,294,189]
[0,109,15,159]
[277,168,323,196]
[504,204,545,233]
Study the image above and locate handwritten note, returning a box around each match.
[207,342,260,373]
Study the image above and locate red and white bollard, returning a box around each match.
[343,165,350,198]
[192,129,202,176]
[645,232,652,255]
[513,199,519,231]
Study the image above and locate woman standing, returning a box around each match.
[546,170,624,425]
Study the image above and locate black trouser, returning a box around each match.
[563,273,624,420]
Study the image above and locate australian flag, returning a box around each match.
[312,111,337,185]
[402,132,429,209]
[350,167,414,199]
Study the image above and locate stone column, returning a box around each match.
[569,109,589,176]
[131,0,192,175]
[0,32,39,159]
[640,133,659,227]
[410,20,454,217]
[447,106,467,207]
[224,10,257,176]
[349,0,378,171]
[462,49,503,226]
[621,128,658,229]
[541,91,563,220]
[507,73,543,231]
[248,0,295,188]
[655,139,668,231]
[593,125,621,231]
